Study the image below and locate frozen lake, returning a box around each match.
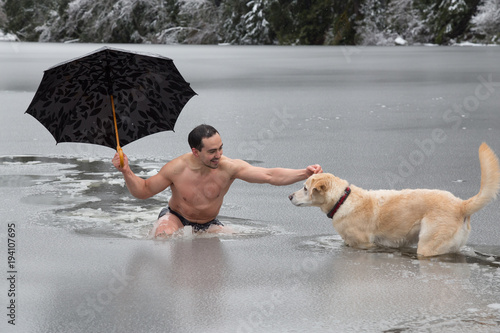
[1,43,500,332]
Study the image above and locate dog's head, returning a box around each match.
[289,173,348,211]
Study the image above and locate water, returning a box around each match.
[1,43,500,332]
[0,155,282,240]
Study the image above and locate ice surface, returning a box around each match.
[1,43,500,332]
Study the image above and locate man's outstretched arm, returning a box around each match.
[232,160,322,185]
[112,152,171,199]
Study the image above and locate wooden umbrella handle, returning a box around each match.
[118,147,124,168]
[110,95,124,167]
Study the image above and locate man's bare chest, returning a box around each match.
[172,171,233,202]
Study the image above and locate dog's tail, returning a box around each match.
[463,143,500,216]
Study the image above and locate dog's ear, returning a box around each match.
[311,178,328,194]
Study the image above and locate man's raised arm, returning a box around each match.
[112,152,171,199]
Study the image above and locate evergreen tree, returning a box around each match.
[355,0,388,45]
[242,0,271,44]
[267,0,359,45]
[0,0,495,45]
[0,1,7,29]
[4,0,59,40]
[386,0,428,43]
[267,0,296,44]
[295,0,334,44]
[421,0,480,44]
[220,0,247,44]
[471,0,500,42]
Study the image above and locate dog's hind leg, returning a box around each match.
[416,217,470,257]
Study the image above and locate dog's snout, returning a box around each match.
[288,194,294,201]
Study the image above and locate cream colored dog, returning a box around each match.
[289,143,500,257]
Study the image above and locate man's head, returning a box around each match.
[189,124,222,169]
[188,124,219,151]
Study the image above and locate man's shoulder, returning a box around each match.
[220,156,242,166]
[220,156,252,174]
[170,153,191,163]
[160,153,190,174]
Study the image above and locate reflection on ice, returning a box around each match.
[299,234,500,269]
[296,234,500,332]
[298,234,345,253]
[392,308,500,332]
[297,234,500,331]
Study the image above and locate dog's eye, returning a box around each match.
[303,186,307,192]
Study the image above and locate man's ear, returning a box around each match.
[192,147,200,157]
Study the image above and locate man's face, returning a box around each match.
[194,133,223,169]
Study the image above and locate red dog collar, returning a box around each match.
[327,187,351,219]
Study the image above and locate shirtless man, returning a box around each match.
[112,124,322,237]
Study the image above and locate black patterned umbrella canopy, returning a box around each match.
[25,46,196,163]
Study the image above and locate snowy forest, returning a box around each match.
[0,0,499,45]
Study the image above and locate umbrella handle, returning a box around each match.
[110,94,124,168]
[117,147,124,168]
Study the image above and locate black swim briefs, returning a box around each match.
[158,207,224,232]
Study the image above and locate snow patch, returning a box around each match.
[487,303,500,310]
[0,30,19,42]
[394,36,408,46]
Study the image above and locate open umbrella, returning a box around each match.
[25,46,196,166]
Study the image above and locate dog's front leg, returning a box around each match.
[352,242,377,250]
[342,236,377,250]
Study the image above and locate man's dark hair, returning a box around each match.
[188,124,219,151]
